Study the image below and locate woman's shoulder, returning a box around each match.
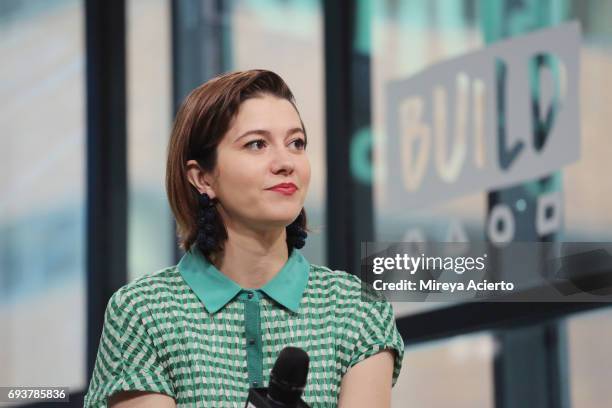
[306,264,399,346]
[307,263,384,304]
[106,265,187,311]
[308,263,361,287]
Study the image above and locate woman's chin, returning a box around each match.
[261,214,301,229]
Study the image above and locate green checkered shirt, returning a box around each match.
[84,246,404,407]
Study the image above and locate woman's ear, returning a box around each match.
[185,160,217,199]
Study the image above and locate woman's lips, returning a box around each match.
[268,185,297,195]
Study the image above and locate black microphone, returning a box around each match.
[244,346,311,408]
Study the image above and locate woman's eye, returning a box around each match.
[245,138,306,151]
[245,139,267,150]
[291,138,307,150]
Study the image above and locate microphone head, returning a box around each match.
[268,346,309,405]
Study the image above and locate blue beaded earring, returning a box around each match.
[196,192,219,255]
[286,211,308,249]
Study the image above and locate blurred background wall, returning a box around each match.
[1,0,612,407]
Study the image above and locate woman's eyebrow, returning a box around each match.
[234,127,305,143]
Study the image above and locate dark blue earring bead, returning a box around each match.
[204,236,216,249]
[197,216,206,228]
[286,219,307,249]
[198,197,207,208]
[198,193,215,208]
[201,210,215,222]
[196,231,216,251]
[293,237,306,249]
[197,214,215,228]
[196,192,219,254]
[288,225,307,237]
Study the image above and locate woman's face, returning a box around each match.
[198,94,310,232]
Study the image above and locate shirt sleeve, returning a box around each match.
[347,297,405,388]
[83,288,176,407]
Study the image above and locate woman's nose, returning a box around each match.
[270,146,295,174]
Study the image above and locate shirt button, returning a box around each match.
[247,292,254,299]
[252,381,259,387]
[248,338,255,345]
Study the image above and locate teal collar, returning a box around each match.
[178,245,310,314]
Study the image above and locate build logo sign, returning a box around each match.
[385,22,580,212]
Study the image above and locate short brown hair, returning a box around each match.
[166,69,309,254]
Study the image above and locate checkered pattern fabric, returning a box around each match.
[84,257,404,407]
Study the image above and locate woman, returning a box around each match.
[84,69,404,407]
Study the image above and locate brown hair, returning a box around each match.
[166,69,309,254]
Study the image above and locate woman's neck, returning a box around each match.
[211,227,289,289]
